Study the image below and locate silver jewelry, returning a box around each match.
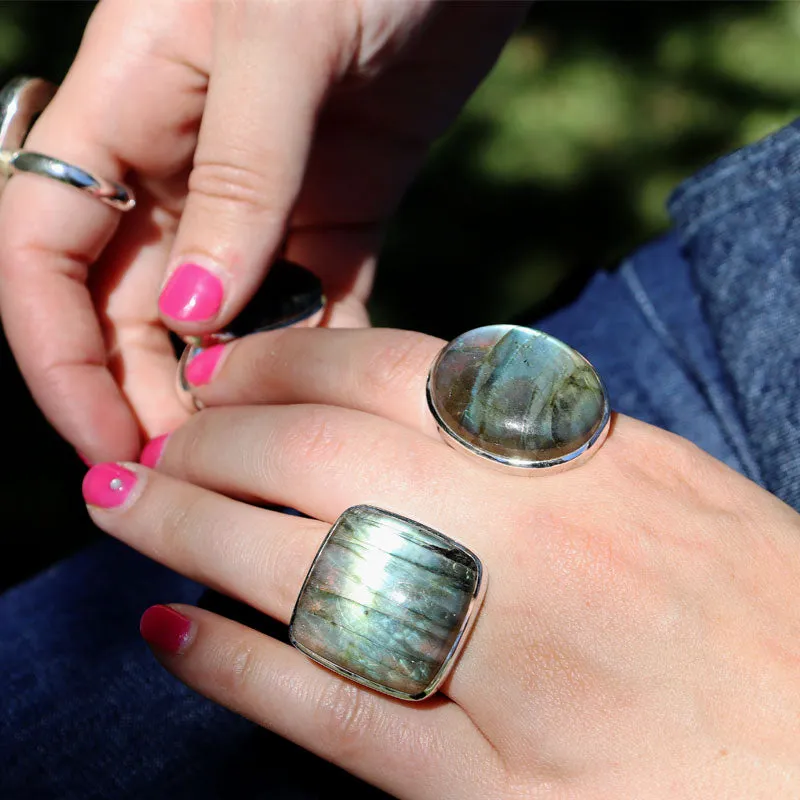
[289,505,486,701]
[176,259,326,411]
[0,77,135,211]
[427,324,610,475]
[0,76,54,155]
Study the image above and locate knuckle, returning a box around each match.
[241,328,292,394]
[644,425,703,466]
[313,679,376,761]
[279,407,346,469]
[188,157,282,216]
[361,331,440,399]
[216,639,263,697]
[152,490,205,563]
[629,425,711,493]
[35,359,78,401]
[170,408,220,483]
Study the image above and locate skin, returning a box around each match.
[85,327,800,799]
[0,0,528,464]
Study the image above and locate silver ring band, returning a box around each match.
[0,76,135,212]
[1,150,135,211]
[0,76,54,153]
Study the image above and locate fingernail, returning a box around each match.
[159,263,224,322]
[82,463,137,508]
[140,434,169,469]
[185,344,226,387]
[140,605,194,655]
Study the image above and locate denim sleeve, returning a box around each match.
[669,122,800,509]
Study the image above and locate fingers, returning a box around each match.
[187,327,445,439]
[82,462,326,624]
[0,119,138,458]
[139,604,494,799]
[84,456,493,716]
[0,0,207,460]
[158,2,340,335]
[154,404,492,535]
[89,188,193,440]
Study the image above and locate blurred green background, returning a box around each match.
[2,0,799,590]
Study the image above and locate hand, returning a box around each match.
[82,327,800,798]
[0,0,527,463]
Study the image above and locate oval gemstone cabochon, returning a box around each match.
[428,325,607,465]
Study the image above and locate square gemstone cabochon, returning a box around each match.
[289,506,484,701]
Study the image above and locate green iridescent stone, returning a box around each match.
[289,506,483,701]
[427,325,608,468]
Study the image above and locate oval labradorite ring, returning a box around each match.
[427,324,610,475]
[289,505,486,701]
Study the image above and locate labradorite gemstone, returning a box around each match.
[290,506,482,700]
[428,325,607,467]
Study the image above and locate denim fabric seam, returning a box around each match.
[618,259,763,484]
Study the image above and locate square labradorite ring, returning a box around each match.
[426,324,611,475]
[289,505,486,701]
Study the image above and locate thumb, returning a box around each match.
[157,2,343,334]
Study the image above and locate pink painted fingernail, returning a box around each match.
[159,263,224,322]
[140,434,169,469]
[140,605,194,655]
[185,344,226,387]
[82,463,137,508]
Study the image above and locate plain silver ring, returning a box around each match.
[0,150,135,211]
[0,75,135,211]
[0,76,54,154]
